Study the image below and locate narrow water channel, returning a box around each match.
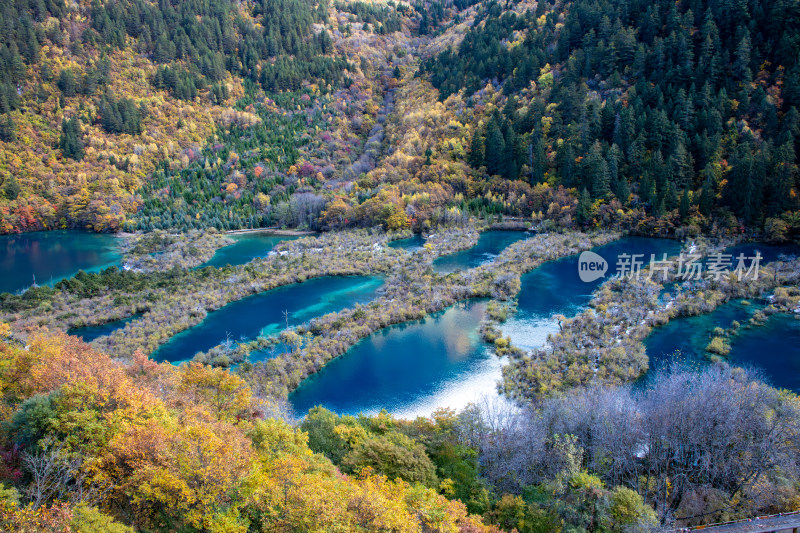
[152,275,383,363]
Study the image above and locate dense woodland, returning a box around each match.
[0,0,364,233]
[0,327,797,531]
[423,0,800,236]
[0,330,497,532]
[1,0,797,237]
[1,224,798,529]
[2,0,800,530]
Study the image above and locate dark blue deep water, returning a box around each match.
[289,300,505,417]
[0,231,121,294]
[724,242,799,264]
[502,237,684,350]
[644,300,800,391]
[152,276,383,363]
[68,314,143,343]
[432,230,530,273]
[291,237,685,418]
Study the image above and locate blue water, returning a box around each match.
[289,300,505,417]
[644,300,800,391]
[200,233,302,268]
[290,237,686,418]
[152,276,383,363]
[68,314,142,343]
[388,235,426,252]
[0,231,121,294]
[725,243,799,264]
[502,237,684,350]
[728,314,800,390]
[433,230,530,273]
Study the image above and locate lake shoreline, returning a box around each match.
[225,227,316,236]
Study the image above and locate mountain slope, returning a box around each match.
[422,0,800,237]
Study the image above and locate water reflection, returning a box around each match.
[0,231,120,294]
[200,233,302,268]
[289,300,509,418]
[433,230,529,273]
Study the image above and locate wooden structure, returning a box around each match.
[668,512,800,533]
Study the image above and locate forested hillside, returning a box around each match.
[0,328,798,531]
[0,0,411,232]
[0,329,498,531]
[3,0,800,530]
[422,0,800,237]
[1,0,799,237]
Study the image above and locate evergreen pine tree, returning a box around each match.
[484,118,505,177]
[469,129,484,169]
[0,115,16,142]
[699,176,714,217]
[3,176,21,200]
[576,188,593,226]
[679,188,690,220]
[59,118,84,160]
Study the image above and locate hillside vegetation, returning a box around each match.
[2,0,798,238]
[422,0,800,238]
[0,329,496,532]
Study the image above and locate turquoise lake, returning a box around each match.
[291,236,684,418]
[724,242,799,263]
[388,235,426,252]
[8,228,797,415]
[432,230,530,273]
[644,300,800,391]
[68,314,142,343]
[289,300,506,418]
[0,231,121,294]
[501,237,684,350]
[200,233,302,268]
[152,276,383,363]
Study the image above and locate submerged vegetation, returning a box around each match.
[500,243,800,402]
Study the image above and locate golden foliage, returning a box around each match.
[0,331,496,532]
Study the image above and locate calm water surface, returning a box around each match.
[291,236,685,418]
[152,276,383,363]
[502,237,684,350]
[201,233,302,268]
[724,242,799,263]
[644,300,800,391]
[433,230,530,273]
[388,235,426,252]
[0,231,121,294]
[289,300,505,418]
[68,314,143,343]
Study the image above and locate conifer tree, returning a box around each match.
[59,118,84,161]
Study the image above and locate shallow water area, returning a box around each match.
[152,275,383,363]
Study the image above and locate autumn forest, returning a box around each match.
[1,0,800,530]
